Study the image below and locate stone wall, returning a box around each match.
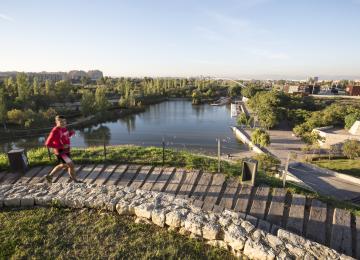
[0,183,354,260]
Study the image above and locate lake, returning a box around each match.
[1,100,247,155]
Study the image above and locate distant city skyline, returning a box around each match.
[1,0,360,79]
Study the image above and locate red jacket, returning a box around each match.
[45,126,75,155]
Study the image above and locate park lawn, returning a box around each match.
[0,207,235,259]
[313,159,360,178]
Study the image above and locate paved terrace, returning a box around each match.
[0,164,359,258]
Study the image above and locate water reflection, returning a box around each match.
[118,115,136,134]
[80,125,111,146]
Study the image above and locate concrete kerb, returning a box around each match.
[303,162,360,186]
[0,183,355,260]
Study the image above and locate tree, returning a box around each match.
[45,80,52,96]
[33,77,40,95]
[241,84,262,98]
[95,87,110,113]
[237,113,253,128]
[4,77,17,97]
[251,128,271,148]
[80,90,96,116]
[0,89,7,129]
[228,85,242,98]
[16,72,31,102]
[191,90,202,105]
[7,109,26,126]
[342,139,360,159]
[55,80,72,101]
[345,112,360,129]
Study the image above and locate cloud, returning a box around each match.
[0,14,14,22]
[206,11,250,30]
[251,49,289,60]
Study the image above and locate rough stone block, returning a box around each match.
[183,213,204,236]
[223,224,248,251]
[152,209,166,227]
[243,239,275,260]
[21,197,34,207]
[134,202,154,219]
[35,195,52,206]
[165,210,182,228]
[265,233,284,252]
[116,201,132,215]
[202,222,221,240]
[240,220,255,234]
[245,214,258,226]
[4,197,21,207]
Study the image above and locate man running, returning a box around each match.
[45,115,81,183]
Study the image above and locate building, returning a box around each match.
[346,85,360,96]
[87,70,103,81]
[27,72,66,82]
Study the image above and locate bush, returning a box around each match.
[253,154,281,175]
[342,139,360,159]
[251,128,270,147]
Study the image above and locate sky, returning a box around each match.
[0,0,360,79]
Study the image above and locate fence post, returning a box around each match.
[103,137,107,161]
[283,153,290,187]
[217,138,221,173]
[162,137,165,165]
[45,135,52,162]
[47,147,52,162]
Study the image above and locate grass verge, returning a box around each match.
[312,158,360,178]
[0,207,235,259]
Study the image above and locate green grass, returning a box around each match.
[312,158,360,178]
[0,145,243,178]
[0,207,235,259]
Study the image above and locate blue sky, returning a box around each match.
[1,0,360,79]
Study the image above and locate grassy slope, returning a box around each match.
[313,159,360,178]
[0,207,235,259]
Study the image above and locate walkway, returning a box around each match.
[0,164,359,258]
[289,163,360,201]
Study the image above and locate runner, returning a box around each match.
[45,115,81,183]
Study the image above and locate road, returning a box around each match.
[289,163,360,201]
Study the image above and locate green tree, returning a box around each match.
[241,84,262,98]
[228,85,242,98]
[4,77,17,97]
[0,89,7,129]
[55,80,72,101]
[342,139,360,159]
[95,87,110,113]
[80,90,96,116]
[7,109,26,126]
[191,90,202,105]
[32,77,40,95]
[251,128,271,148]
[16,72,31,102]
[45,80,52,96]
[345,112,360,129]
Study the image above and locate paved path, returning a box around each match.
[0,164,359,258]
[289,163,360,201]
